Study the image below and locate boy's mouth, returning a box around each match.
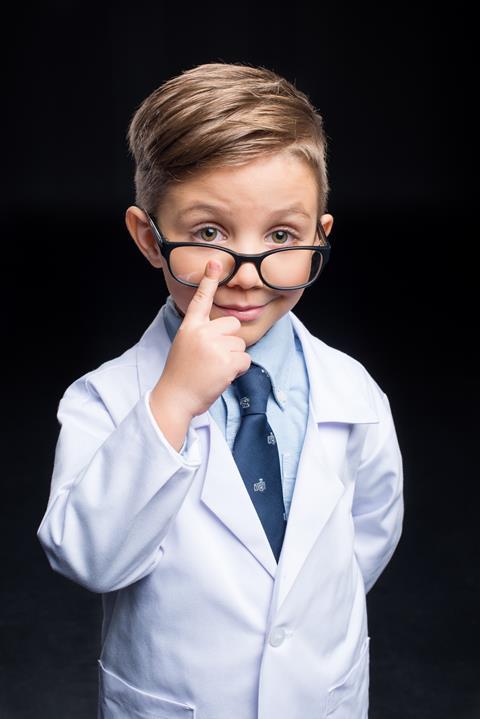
[214,303,268,321]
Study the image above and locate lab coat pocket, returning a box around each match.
[98,660,195,718]
[325,636,370,718]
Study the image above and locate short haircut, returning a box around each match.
[127,62,330,218]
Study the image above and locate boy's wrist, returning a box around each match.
[149,379,194,452]
[151,378,195,421]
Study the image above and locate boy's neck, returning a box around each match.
[173,300,185,318]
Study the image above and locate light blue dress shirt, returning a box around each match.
[162,295,310,519]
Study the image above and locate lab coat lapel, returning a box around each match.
[200,421,278,578]
[274,401,345,609]
[271,312,381,610]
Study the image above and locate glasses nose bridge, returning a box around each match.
[225,252,264,287]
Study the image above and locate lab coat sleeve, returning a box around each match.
[144,389,189,455]
[36,377,201,594]
[351,387,404,594]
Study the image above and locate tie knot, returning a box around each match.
[232,363,272,415]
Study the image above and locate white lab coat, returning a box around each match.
[37,305,404,719]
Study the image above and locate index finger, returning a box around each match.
[184,259,222,323]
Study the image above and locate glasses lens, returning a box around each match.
[261,248,324,289]
[170,245,235,285]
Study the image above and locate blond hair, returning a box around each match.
[127,62,330,217]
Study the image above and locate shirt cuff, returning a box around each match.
[144,389,198,465]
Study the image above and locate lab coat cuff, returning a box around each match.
[144,389,200,467]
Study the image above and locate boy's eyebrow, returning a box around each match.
[177,203,311,220]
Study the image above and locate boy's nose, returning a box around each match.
[225,261,264,289]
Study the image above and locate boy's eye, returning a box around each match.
[196,226,221,243]
[270,230,291,244]
[191,225,300,245]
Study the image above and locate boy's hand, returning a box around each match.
[152,260,251,423]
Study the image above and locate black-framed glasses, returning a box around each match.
[144,210,332,291]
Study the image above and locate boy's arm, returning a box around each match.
[36,376,201,594]
[351,387,404,594]
[37,262,250,595]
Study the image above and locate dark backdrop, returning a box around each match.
[3,2,477,718]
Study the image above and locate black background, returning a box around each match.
[3,2,477,718]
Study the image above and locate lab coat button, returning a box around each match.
[269,627,286,647]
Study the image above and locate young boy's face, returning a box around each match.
[127,151,333,348]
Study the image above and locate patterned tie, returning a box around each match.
[231,363,287,562]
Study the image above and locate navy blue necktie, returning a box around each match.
[231,363,287,562]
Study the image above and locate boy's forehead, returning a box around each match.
[158,153,318,218]
[171,201,313,223]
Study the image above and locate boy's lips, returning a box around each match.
[217,304,263,310]
[214,302,269,321]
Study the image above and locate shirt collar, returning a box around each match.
[246,311,295,411]
[163,294,295,411]
[163,295,184,344]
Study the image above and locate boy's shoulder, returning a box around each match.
[60,344,141,421]
[290,310,376,377]
[59,306,170,422]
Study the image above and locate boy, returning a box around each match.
[37,62,404,719]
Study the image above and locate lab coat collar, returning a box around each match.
[288,311,380,424]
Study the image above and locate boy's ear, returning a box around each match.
[125,206,164,269]
[320,213,334,237]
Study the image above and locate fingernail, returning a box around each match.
[206,260,221,276]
